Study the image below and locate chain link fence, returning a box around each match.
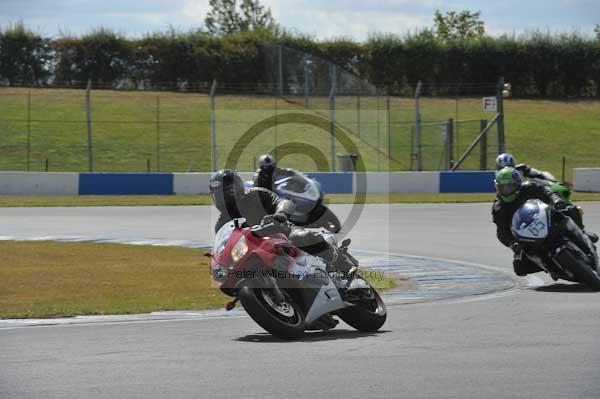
[0,86,212,172]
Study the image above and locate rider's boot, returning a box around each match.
[566,207,598,243]
[585,231,599,243]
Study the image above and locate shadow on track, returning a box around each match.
[235,329,390,343]
[535,283,597,293]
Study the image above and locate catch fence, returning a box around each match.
[0,48,505,173]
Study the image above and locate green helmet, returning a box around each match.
[495,166,522,202]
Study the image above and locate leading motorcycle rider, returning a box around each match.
[493,166,597,276]
[210,169,350,277]
[253,154,298,192]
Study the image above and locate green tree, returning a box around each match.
[205,0,275,36]
[434,10,485,40]
[0,21,51,85]
[594,24,600,40]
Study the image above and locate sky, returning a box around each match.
[0,0,598,40]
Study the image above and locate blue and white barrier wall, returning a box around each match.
[574,168,600,192]
[0,171,498,195]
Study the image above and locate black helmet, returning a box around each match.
[209,169,245,211]
[258,154,277,170]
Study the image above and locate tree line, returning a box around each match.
[1,21,600,97]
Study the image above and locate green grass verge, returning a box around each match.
[1,192,600,207]
[0,240,396,319]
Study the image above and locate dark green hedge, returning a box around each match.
[1,24,599,97]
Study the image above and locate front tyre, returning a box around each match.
[338,289,387,332]
[556,248,600,291]
[238,286,306,339]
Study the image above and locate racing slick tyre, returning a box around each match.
[238,285,306,339]
[338,289,387,332]
[556,248,600,291]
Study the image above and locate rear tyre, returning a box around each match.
[556,248,600,291]
[238,286,306,339]
[338,289,387,332]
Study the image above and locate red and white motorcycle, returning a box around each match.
[210,218,386,339]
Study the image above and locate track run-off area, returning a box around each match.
[1,203,599,399]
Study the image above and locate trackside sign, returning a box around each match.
[482,96,497,112]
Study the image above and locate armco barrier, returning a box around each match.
[0,171,501,195]
[574,168,600,192]
[79,173,173,195]
[0,172,79,195]
[439,171,495,193]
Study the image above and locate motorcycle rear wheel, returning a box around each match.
[556,248,600,291]
[338,289,387,332]
[238,286,306,339]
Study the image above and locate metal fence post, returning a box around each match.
[27,90,31,171]
[210,79,218,172]
[303,54,309,108]
[155,95,160,172]
[415,81,423,171]
[480,119,488,170]
[357,81,361,138]
[274,96,279,160]
[376,89,381,171]
[446,118,454,170]
[85,79,93,172]
[329,79,336,172]
[496,77,506,154]
[387,96,391,162]
[277,45,283,97]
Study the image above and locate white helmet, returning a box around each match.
[495,153,516,171]
[258,154,277,170]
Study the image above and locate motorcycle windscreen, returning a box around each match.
[511,200,550,240]
[214,218,246,254]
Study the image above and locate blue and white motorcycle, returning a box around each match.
[512,199,600,290]
[245,173,341,233]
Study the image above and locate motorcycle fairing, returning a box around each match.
[512,200,550,240]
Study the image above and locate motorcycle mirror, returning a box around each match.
[341,238,351,247]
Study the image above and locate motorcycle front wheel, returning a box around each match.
[338,288,387,332]
[238,285,306,339]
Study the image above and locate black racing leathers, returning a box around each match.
[492,180,565,248]
[253,167,297,192]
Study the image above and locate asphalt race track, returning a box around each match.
[1,203,600,398]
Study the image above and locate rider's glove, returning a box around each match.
[272,213,288,224]
[553,200,567,211]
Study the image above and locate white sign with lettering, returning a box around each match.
[482,96,497,112]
